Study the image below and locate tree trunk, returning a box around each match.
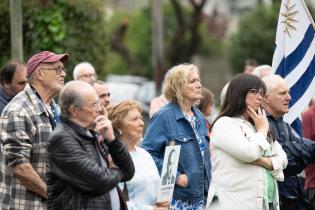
[110,20,141,76]
[168,0,207,65]
[10,0,23,60]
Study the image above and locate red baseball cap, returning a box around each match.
[26,51,69,78]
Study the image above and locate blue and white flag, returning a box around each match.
[272,0,315,135]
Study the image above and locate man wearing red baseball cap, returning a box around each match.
[0,51,69,210]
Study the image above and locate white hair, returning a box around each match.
[59,81,94,118]
[262,74,285,94]
[251,65,272,78]
[220,82,229,106]
[73,62,95,80]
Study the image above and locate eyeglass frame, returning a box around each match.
[76,100,101,111]
[100,93,111,98]
[248,88,265,97]
[78,73,97,79]
[40,66,66,75]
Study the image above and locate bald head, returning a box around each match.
[61,80,95,96]
[73,62,97,83]
[59,81,97,118]
[252,65,272,78]
[262,75,286,94]
[262,75,291,118]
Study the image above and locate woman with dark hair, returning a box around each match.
[206,74,287,210]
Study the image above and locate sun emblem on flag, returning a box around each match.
[281,3,299,37]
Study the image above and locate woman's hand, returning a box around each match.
[154,201,170,210]
[246,105,269,137]
[175,174,188,187]
[252,157,273,171]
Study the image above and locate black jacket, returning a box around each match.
[46,116,135,210]
[267,113,315,199]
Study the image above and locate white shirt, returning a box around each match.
[121,147,161,210]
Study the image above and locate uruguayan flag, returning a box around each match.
[272,0,315,135]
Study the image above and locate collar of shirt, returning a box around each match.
[265,111,284,122]
[60,116,97,140]
[0,85,13,102]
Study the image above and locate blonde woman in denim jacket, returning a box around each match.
[142,64,211,210]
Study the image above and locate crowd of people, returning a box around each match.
[0,51,315,210]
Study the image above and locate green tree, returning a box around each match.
[0,0,108,80]
[107,9,151,77]
[226,3,280,74]
[0,1,11,66]
[227,2,315,74]
[61,0,108,80]
[107,1,225,79]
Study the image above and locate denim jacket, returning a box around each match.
[141,102,212,202]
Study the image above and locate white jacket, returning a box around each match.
[206,116,288,210]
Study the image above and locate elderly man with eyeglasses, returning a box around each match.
[46,81,134,210]
[73,62,97,83]
[0,50,68,210]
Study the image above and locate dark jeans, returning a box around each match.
[306,188,315,207]
[280,196,299,210]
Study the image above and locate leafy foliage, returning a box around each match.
[23,1,66,55]
[106,8,152,78]
[61,0,108,80]
[106,2,224,78]
[2,0,224,79]
[1,0,108,80]
[125,8,152,77]
[226,3,280,74]
[0,1,11,66]
[227,1,315,74]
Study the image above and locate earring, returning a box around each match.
[118,130,122,135]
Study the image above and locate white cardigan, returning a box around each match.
[206,116,288,210]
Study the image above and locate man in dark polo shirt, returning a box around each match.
[0,60,27,114]
[262,75,315,210]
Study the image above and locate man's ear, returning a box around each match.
[33,68,44,81]
[68,105,77,118]
[262,94,270,104]
[3,81,10,88]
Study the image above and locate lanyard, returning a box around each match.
[47,103,60,129]
[30,85,60,129]
[49,102,60,128]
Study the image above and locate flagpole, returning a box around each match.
[300,0,315,29]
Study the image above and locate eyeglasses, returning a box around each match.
[90,100,101,110]
[40,66,66,75]
[77,100,101,111]
[248,88,264,97]
[100,93,111,98]
[79,73,96,78]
